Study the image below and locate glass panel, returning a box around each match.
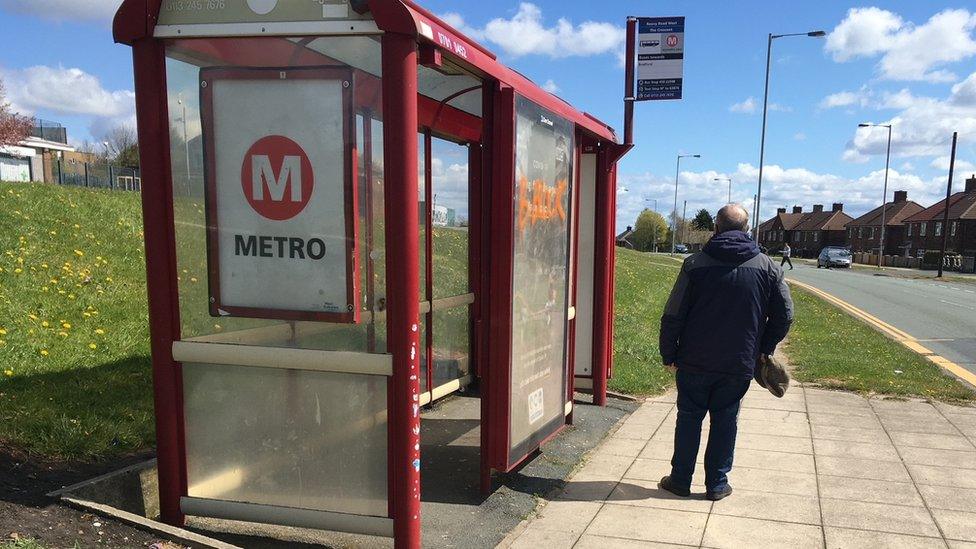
[164,36,386,352]
[183,363,388,517]
[433,306,471,387]
[508,95,574,458]
[417,65,482,117]
[431,138,470,299]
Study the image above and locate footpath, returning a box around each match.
[502,382,976,548]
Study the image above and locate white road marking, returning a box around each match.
[939,299,976,311]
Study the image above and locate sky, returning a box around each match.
[1,0,975,230]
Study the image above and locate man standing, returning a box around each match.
[658,205,793,501]
[781,242,793,270]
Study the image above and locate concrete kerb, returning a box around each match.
[47,458,240,549]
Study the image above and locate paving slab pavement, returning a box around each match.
[501,383,976,549]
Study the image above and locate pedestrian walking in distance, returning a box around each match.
[657,204,794,501]
[780,243,793,270]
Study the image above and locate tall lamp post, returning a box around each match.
[672,153,701,255]
[858,123,893,268]
[755,29,826,240]
[714,177,733,203]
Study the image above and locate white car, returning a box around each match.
[817,247,852,269]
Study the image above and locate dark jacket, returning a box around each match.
[660,230,794,379]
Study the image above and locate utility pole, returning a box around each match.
[938,132,957,278]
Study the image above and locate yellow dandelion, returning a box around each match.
[68,294,76,300]
[95,329,105,335]
[40,350,49,356]
[3,369,12,377]
[42,287,49,292]
[62,322,71,329]
[41,321,50,328]
[105,277,113,283]
[73,250,84,257]
[28,314,38,321]
[58,331,68,338]
[83,312,91,318]
[13,268,22,274]
[73,224,80,229]
[0,328,6,335]
[88,343,97,350]
[190,277,198,283]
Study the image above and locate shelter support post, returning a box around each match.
[591,148,615,407]
[131,37,187,526]
[381,32,423,549]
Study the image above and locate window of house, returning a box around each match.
[793,232,800,243]
[814,232,819,242]
[869,227,875,239]
[935,222,943,236]
[907,223,913,237]
[920,223,926,236]
[858,227,863,239]
[951,221,957,237]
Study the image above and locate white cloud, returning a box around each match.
[793,132,807,141]
[930,156,976,173]
[442,3,624,59]
[0,0,122,23]
[826,7,976,82]
[820,90,868,109]
[729,97,757,114]
[616,162,952,231]
[729,96,790,114]
[1,65,135,138]
[843,72,976,161]
[542,79,560,93]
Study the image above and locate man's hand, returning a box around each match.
[666,363,678,374]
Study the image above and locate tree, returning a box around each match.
[631,209,668,252]
[0,79,31,147]
[692,208,714,231]
[105,125,140,168]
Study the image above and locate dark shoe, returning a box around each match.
[658,475,690,497]
[706,485,733,501]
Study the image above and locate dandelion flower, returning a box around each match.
[62,322,71,329]
[74,250,84,257]
[0,328,6,335]
[88,343,97,350]
[190,277,198,283]
[28,314,37,321]
[3,369,12,377]
[95,329,105,335]
[40,350,49,356]
[58,331,68,338]
[83,312,91,318]
[41,321,49,328]
[13,268,22,274]
[105,277,113,283]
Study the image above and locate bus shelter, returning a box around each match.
[113,1,630,546]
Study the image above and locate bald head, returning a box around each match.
[715,204,750,234]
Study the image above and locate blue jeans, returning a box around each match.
[670,370,750,492]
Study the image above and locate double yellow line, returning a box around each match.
[788,278,976,388]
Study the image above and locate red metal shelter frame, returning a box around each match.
[113,1,630,547]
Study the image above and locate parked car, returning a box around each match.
[674,244,689,253]
[818,247,852,269]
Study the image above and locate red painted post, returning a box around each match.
[590,149,614,407]
[131,38,187,525]
[381,32,423,549]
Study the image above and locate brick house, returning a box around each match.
[790,204,853,258]
[845,190,924,256]
[758,206,806,252]
[902,175,976,257]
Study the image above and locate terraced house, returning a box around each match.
[845,190,924,256]
[902,175,976,257]
[758,204,851,257]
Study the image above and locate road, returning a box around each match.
[785,263,976,374]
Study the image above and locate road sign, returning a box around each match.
[635,17,685,101]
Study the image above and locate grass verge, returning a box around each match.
[609,249,678,395]
[0,182,155,460]
[787,286,974,401]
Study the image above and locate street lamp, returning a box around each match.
[671,153,701,255]
[714,177,733,203]
[754,29,826,240]
[177,92,191,195]
[859,122,893,268]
